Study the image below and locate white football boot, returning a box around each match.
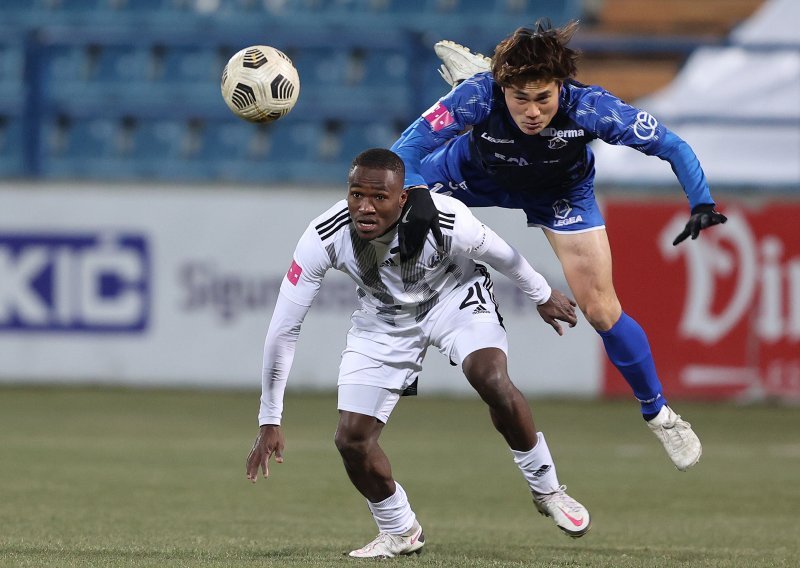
[533,485,591,538]
[348,520,425,558]
[647,405,702,471]
[434,40,492,87]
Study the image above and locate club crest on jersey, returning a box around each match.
[428,252,443,268]
[552,199,583,227]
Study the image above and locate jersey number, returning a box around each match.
[459,283,487,310]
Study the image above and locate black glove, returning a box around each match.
[395,186,444,262]
[672,204,727,246]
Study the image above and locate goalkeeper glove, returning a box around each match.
[672,204,727,246]
[395,186,444,262]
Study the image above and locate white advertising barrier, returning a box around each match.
[0,183,601,396]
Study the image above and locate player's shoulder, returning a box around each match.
[453,71,495,101]
[430,193,470,230]
[563,79,616,106]
[309,199,351,242]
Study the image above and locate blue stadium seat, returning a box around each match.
[42,45,90,84]
[292,48,354,87]
[0,43,24,82]
[363,49,409,86]
[161,46,221,83]
[67,118,125,158]
[0,116,24,177]
[201,119,262,160]
[338,122,401,161]
[92,46,154,82]
[266,121,323,162]
[132,119,190,159]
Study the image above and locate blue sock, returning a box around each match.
[597,312,666,417]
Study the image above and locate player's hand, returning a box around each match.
[246,424,284,483]
[536,288,578,336]
[672,204,727,246]
[395,186,444,262]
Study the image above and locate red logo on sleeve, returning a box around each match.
[423,102,455,132]
[286,260,303,286]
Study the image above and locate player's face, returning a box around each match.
[503,79,561,135]
[347,166,408,240]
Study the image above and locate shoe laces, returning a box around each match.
[357,532,394,553]
[536,485,583,514]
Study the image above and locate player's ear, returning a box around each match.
[399,188,409,207]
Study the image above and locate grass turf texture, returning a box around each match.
[0,387,797,567]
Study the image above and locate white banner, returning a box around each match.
[0,183,601,396]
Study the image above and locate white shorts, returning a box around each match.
[338,384,401,424]
[337,271,508,416]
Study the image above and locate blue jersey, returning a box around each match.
[391,72,714,210]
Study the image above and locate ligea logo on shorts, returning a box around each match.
[0,232,150,332]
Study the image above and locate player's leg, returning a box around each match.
[544,227,702,470]
[430,279,590,537]
[336,386,425,558]
[337,330,426,558]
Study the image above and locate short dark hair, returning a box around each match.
[492,19,580,87]
[349,148,405,179]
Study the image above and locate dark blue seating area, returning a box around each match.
[0,2,582,183]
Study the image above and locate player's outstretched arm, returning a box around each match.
[536,288,578,336]
[396,186,444,261]
[672,204,728,246]
[246,424,285,483]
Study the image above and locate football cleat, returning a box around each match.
[647,405,702,471]
[533,485,591,538]
[434,40,492,87]
[348,520,425,558]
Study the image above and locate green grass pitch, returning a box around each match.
[0,386,797,567]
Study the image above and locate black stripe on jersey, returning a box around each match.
[438,211,455,230]
[475,263,504,329]
[316,208,351,241]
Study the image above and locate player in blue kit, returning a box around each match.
[391,20,727,471]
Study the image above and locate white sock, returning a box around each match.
[510,432,561,494]
[367,481,417,535]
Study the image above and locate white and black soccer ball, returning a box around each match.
[221,45,300,123]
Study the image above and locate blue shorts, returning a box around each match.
[421,158,605,233]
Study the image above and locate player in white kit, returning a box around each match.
[245,148,591,558]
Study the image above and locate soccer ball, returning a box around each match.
[221,45,300,123]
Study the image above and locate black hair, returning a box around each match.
[349,148,405,178]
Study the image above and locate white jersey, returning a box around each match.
[280,193,548,330]
[259,193,551,425]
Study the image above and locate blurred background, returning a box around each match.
[0,0,799,403]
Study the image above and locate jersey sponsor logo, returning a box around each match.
[286,259,303,286]
[539,127,585,138]
[0,231,150,333]
[401,205,413,224]
[379,257,397,267]
[480,132,515,144]
[422,102,455,132]
[633,111,658,140]
[472,304,490,315]
[494,152,529,166]
[548,136,568,150]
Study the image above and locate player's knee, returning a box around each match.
[581,297,621,331]
[334,427,372,461]
[463,349,513,399]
